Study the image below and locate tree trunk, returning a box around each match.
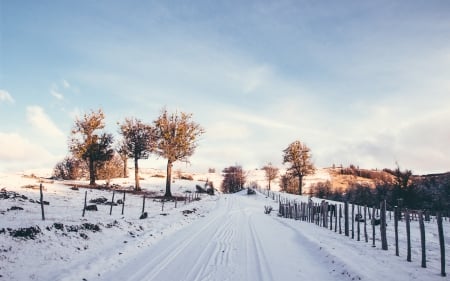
[134,157,140,191]
[268,180,271,191]
[123,158,128,178]
[164,160,173,197]
[89,158,96,185]
[298,175,303,195]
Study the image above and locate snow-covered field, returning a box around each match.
[1,170,449,280]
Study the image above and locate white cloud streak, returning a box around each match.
[51,88,64,100]
[0,89,15,104]
[26,106,65,138]
[62,79,70,89]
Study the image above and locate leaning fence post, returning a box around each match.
[82,190,87,217]
[39,183,45,221]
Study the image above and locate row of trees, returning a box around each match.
[220,140,315,194]
[55,108,204,197]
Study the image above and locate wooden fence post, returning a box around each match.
[372,206,376,247]
[142,195,146,215]
[394,206,399,256]
[39,183,45,221]
[380,200,388,250]
[82,190,87,217]
[330,204,333,231]
[334,204,338,232]
[344,201,349,237]
[364,205,368,243]
[323,202,328,228]
[339,204,342,234]
[437,212,446,277]
[406,209,412,262]
[419,211,426,268]
[357,205,361,241]
[351,203,355,239]
[109,190,115,215]
[121,191,126,215]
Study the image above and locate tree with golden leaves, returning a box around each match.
[69,109,114,185]
[153,109,205,197]
[282,140,315,195]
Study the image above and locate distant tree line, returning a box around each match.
[312,166,450,214]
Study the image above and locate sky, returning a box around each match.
[1,0,450,175]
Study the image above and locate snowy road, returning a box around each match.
[99,192,345,281]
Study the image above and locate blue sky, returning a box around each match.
[1,0,450,174]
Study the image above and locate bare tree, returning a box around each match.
[153,109,205,197]
[119,118,155,191]
[262,163,279,191]
[282,140,315,195]
[69,109,114,185]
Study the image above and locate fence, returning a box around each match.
[258,188,447,277]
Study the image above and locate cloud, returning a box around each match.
[50,82,65,100]
[231,110,294,130]
[26,106,65,138]
[51,88,64,100]
[206,121,250,141]
[62,79,70,89]
[0,132,59,172]
[0,89,15,104]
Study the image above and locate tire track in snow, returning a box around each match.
[246,212,275,281]
[186,209,237,281]
[100,192,343,281]
[98,197,228,281]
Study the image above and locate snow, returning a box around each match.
[1,170,449,280]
